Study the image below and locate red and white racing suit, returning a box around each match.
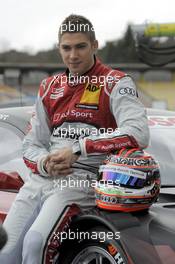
[0,58,149,264]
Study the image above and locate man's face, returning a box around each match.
[59,32,98,75]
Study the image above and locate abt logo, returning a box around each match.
[86,83,100,92]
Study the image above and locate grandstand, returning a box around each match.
[0,63,175,110]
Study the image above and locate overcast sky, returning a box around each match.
[0,0,175,53]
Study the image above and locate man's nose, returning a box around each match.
[69,48,78,59]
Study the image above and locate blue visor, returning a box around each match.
[100,171,146,188]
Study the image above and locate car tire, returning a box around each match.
[58,226,129,264]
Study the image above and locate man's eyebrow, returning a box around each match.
[61,44,71,48]
[61,42,88,47]
[75,42,88,45]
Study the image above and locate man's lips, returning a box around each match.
[69,62,81,66]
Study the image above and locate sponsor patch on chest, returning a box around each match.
[76,83,101,110]
[50,87,65,99]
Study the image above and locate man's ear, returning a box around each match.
[93,40,98,54]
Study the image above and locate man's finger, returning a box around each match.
[52,163,71,171]
[50,155,65,163]
[51,168,73,177]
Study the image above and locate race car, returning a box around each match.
[0,106,175,264]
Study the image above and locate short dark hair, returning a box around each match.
[58,14,96,43]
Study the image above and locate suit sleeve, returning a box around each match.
[77,76,150,156]
[22,81,51,176]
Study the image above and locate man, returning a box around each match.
[0,14,149,263]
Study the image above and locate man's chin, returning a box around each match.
[69,65,80,71]
[69,69,82,76]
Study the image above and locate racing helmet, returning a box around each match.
[95,148,161,212]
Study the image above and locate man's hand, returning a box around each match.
[43,148,80,177]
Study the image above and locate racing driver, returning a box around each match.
[0,14,150,264]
